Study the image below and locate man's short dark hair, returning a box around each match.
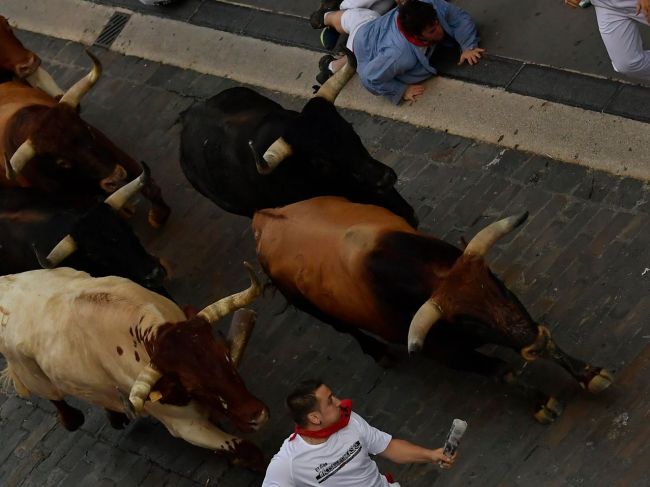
[398,0,439,37]
[286,379,323,427]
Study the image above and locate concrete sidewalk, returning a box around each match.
[3,0,650,181]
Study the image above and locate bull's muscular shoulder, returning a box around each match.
[205,87,283,115]
[0,81,56,110]
[254,196,416,232]
[0,268,173,316]
[0,82,55,140]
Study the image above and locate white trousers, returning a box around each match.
[340,8,380,50]
[592,0,650,80]
[339,0,394,50]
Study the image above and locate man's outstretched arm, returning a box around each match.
[378,439,456,468]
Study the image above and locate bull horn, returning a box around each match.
[197,262,261,324]
[59,50,102,109]
[260,137,293,173]
[464,212,529,257]
[6,139,37,179]
[35,235,77,268]
[128,363,163,413]
[315,48,357,103]
[407,299,443,354]
[24,66,64,98]
[103,162,150,211]
[227,308,257,367]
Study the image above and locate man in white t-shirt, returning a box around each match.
[262,379,456,486]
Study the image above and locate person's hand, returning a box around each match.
[431,448,457,469]
[564,0,581,7]
[637,0,650,22]
[458,48,485,66]
[403,84,426,103]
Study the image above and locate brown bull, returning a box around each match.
[0,51,170,226]
[0,15,63,96]
[252,196,614,423]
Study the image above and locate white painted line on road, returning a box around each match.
[5,0,650,181]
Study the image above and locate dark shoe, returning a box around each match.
[310,7,336,29]
[316,54,334,84]
[320,27,340,51]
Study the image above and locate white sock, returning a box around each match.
[327,62,335,73]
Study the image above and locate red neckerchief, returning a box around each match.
[290,399,352,441]
[397,16,432,47]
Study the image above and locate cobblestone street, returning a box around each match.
[0,29,649,487]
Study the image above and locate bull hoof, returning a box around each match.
[587,369,614,394]
[533,397,563,424]
[59,407,85,431]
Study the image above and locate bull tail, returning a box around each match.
[0,364,30,398]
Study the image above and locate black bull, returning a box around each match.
[179,57,418,227]
[0,188,168,295]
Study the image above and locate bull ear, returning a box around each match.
[464,212,529,257]
[24,66,64,98]
[407,299,443,354]
[59,50,102,109]
[103,162,150,211]
[197,262,261,324]
[314,48,357,104]
[7,139,37,179]
[227,308,257,367]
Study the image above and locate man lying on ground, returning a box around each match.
[311,0,484,104]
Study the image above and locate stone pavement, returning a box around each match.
[1,30,649,487]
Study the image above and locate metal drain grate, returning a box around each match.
[94,12,131,48]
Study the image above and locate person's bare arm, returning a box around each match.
[378,439,456,468]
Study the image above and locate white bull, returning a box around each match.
[0,266,269,469]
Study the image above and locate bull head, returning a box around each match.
[250,49,358,175]
[407,212,529,353]
[33,164,150,268]
[6,50,102,180]
[127,262,261,413]
[0,16,40,79]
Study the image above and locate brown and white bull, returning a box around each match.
[252,197,614,423]
[0,51,170,227]
[0,15,63,96]
[0,265,269,468]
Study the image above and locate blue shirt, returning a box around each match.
[353,0,479,104]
